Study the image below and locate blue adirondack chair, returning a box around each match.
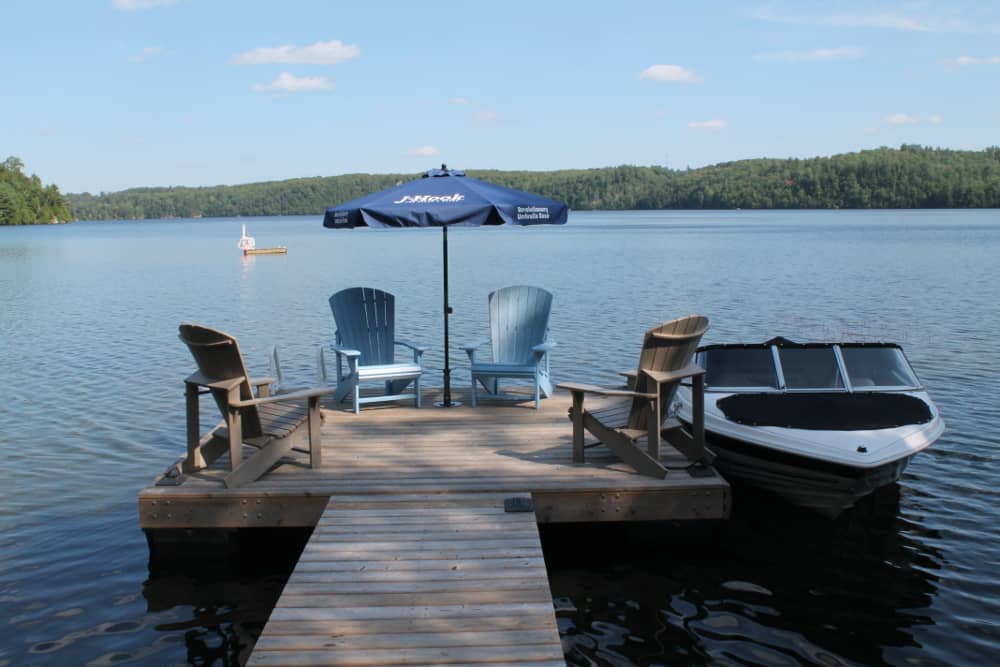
[327,287,426,413]
[464,285,555,409]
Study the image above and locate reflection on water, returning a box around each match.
[547,485,943,667]
[1,211,999,665]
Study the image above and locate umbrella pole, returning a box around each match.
[436,224,460,407]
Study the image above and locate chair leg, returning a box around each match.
[353,382,360,415]
[333,377,351,403]
[534,374,541,410]
[471,374,477,407]
[308,396,321,468]
[571,390,585,463]
[414,375,421,408]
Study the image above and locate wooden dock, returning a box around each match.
[139,389,730,666]
[248,493,564,666]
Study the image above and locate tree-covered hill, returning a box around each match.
[66,145,1000,221]
[0,157,72,225]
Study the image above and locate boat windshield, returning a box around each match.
[701,343,920,392]
[701,348,779,389]
[840,346,919,388]
[779,348,844,389]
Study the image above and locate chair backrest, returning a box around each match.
[627,315,709,431]
[488,285,553,365]
[178,323,263,438]
[329,287,396,366]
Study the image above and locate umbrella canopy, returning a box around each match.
[323,167,568,406]
[323,167,568,229]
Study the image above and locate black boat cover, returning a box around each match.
[716,392,933,430]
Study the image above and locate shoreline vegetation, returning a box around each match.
[3,145,1000,225]
[0,157,71,225]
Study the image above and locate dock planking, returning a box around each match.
[247,494,565,667]
[139,390,729,530]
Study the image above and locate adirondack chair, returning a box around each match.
[558,315,710,478]
[463,285,555,410]
[178,324,333,488]
[328,287,426,413]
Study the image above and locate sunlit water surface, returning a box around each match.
[1,210,997,666]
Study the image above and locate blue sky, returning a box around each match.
[3,1,999,193]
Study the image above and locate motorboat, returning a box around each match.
[674,338,944,517]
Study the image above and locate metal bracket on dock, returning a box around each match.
[504,496,534,513]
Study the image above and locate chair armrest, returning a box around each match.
[641,364,706,385]
[395,340,428,354]
[231,386,337,408]
[532,341,556,352]
[250,376,275,388]
[462,340,489,353]
[185,372,243,392]
[332,345,361,358]
[617,370,637,380]
[557,382,657,399]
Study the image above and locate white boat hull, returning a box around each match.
[676,387,944,517]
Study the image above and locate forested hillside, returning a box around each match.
[67,146,1000,221]
[0,157,72,225]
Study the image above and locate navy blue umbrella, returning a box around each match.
[324,166,568,406]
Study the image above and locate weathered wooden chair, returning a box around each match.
[328,287,426,413]
[463,285,555,410]
[178,324,333,488]
[558,315,710,478]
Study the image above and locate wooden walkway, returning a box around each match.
[248,494,564,667]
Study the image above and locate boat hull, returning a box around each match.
[702,430,910,517]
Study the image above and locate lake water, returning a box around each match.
[1,210,998,666]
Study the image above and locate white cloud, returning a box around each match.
[449,97,470,105]
[754,46,865,62]
[752,6,1000,34]
[408,145,439,157]
[231,39,360,65]
[688,119,728,130]
[252,72,332,93]
[639,64,701,83]
[879,113,943,126]
[475,109,498,123]
[752,7,929,31]
[128,46,166,62]
[943,55,1000,66]
[113,0,177,9]
[863,126,880,135]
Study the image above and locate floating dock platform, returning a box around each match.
[244,246,288,256]
[139,389,730,666]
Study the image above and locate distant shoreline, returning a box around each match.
[61,145,1000,222]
